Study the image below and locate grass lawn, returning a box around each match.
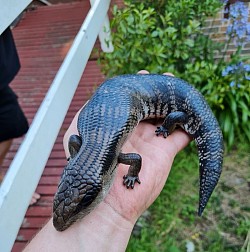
[127,140,250,252]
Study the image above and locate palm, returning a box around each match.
[103,121,191,222]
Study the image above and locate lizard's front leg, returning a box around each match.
[118,153,142,189]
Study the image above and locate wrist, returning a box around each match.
[74,200,135,251]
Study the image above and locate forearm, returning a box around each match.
[24,201,134,252]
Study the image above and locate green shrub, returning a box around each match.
[100,0,250,148]
[101,1,222,76]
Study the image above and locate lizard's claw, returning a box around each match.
[123,175,141,189]
[155,126,169,138]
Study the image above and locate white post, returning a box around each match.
[0,1,111,251]
[90,0,114,52]
[0,0,32,34]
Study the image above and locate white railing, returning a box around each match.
[0,0,113,251]
[0,0,32,34]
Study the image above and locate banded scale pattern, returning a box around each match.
[53,74,223,231]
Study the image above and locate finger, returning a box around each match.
[166,129,192,156]
[163,72,175,77]
[137,70,149,74]
[33,192,41,200]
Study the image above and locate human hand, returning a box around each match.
[63,70,191,225]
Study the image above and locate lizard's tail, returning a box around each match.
[195,127,224,216]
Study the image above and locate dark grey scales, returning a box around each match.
[53,74,224,231]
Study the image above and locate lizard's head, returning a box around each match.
[52,156,115,231]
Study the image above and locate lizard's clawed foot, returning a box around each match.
[123,175,141,189]
[155,126,169,138]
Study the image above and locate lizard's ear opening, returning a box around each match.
[68,134,82,159]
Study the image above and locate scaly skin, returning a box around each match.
[53,74,223,231]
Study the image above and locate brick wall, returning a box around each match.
[203,3,250,60]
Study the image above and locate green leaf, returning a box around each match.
[174,49,180,58]
[184,38,194,47]
[223,113,231,134]
[113,4,118,15]
[166,27,177,34]
[169,245,180,252]
[151,30,158,37]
